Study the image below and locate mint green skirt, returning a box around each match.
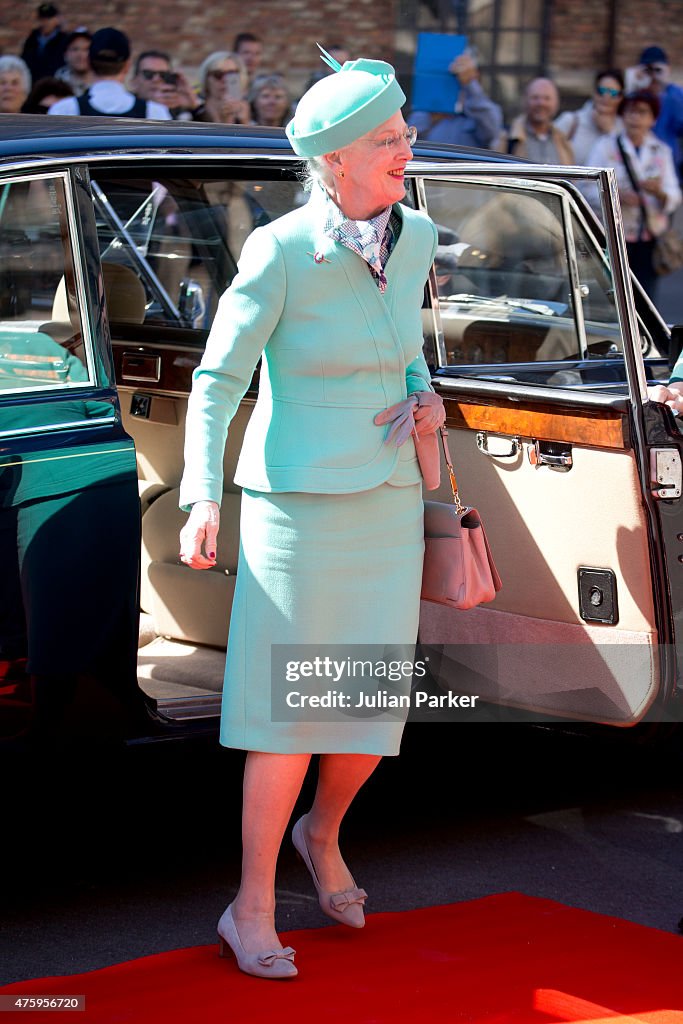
[219,479,424,755]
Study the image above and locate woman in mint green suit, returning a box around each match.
[178,51,442,979]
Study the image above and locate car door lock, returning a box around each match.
[578,568,619,625]
[650,448,682,499]
[528,439,573,470]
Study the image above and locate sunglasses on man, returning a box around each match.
[140,69,178,85]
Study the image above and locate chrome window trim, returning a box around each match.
[559,189,589,361]
[0,168,97,395]
[0,413,117,440]
[596,167,650,404]
[0,153,308,176]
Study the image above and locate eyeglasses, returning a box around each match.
[208,69,240,82]
[369,125,417,150]
[596,85,622,97]
[141,69,176,84]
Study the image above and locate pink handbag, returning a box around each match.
[421,427,502,610]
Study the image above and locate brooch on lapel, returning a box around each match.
[307,251,331,264]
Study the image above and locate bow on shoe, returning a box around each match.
[258,946,296,967]
[330,887,368,912]
[374,391,445,446]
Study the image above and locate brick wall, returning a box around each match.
[5,0,683,117]
[549,0,683,101]
[2,0,397,93]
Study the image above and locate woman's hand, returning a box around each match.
[374,396,418,445]
[413,390,446,435]
[374,391,446,445]
[179,500,220,569]
[219,98,251,124]
[648,383,683,414]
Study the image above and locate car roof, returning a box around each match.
[0,114,507,165]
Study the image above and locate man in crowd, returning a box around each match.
[55,29,92,97]
[130,49,200,119]
[21,3,69,81]
[48,28,171,118]
[628,46,683,174]
[411,50,502,149]
[233,32,263,84]
[497,77,574,164]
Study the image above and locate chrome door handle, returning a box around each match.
[528,440,573,469]
[476,432,521,458]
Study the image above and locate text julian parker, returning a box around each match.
[285,690,480,709]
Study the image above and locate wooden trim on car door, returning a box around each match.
[445,398,630,450]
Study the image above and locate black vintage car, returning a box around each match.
[1,115,682,748]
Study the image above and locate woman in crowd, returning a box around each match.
[248,72,291,127]
[22,76,73,113]
[0,56,31,114]
[178,51,442,980]
[587,89,681,301]
[194,51,250,125]
[556,68,624,164]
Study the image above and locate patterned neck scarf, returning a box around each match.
[315,184,397,293]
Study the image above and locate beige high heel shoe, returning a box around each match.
[217,904,297,980]
[292,815,367,929]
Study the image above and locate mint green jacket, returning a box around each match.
[179,196,438,508]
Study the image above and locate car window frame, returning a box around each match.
[411,161,651,408]
[0,167,98,398]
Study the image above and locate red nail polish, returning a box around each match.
[208,551,216,559]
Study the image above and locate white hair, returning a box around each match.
[0,56,31,93]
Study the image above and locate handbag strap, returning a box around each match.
[616,133,648,240]
[438,426,465,513]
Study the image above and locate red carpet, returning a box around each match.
[3,893,683,1022]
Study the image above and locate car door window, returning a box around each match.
[91,174,306,333]
[423,177,647,389]
[0,173,90,393]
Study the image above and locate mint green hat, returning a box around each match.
[286,47,406,158]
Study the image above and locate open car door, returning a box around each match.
[414,162,683,724]
[0,166,140,744]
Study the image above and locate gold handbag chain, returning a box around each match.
[438,426,465,514]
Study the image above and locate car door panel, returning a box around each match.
[416,165,679,724]
[419,399,659,723]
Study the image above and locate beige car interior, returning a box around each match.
[128,395,252,716]
[122,376,660,726]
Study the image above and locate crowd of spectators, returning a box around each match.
[3,4,683,298]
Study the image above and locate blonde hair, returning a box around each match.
[198,50,247,97]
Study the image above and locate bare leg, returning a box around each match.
[230,750,311,953]
[302,753,382,892]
